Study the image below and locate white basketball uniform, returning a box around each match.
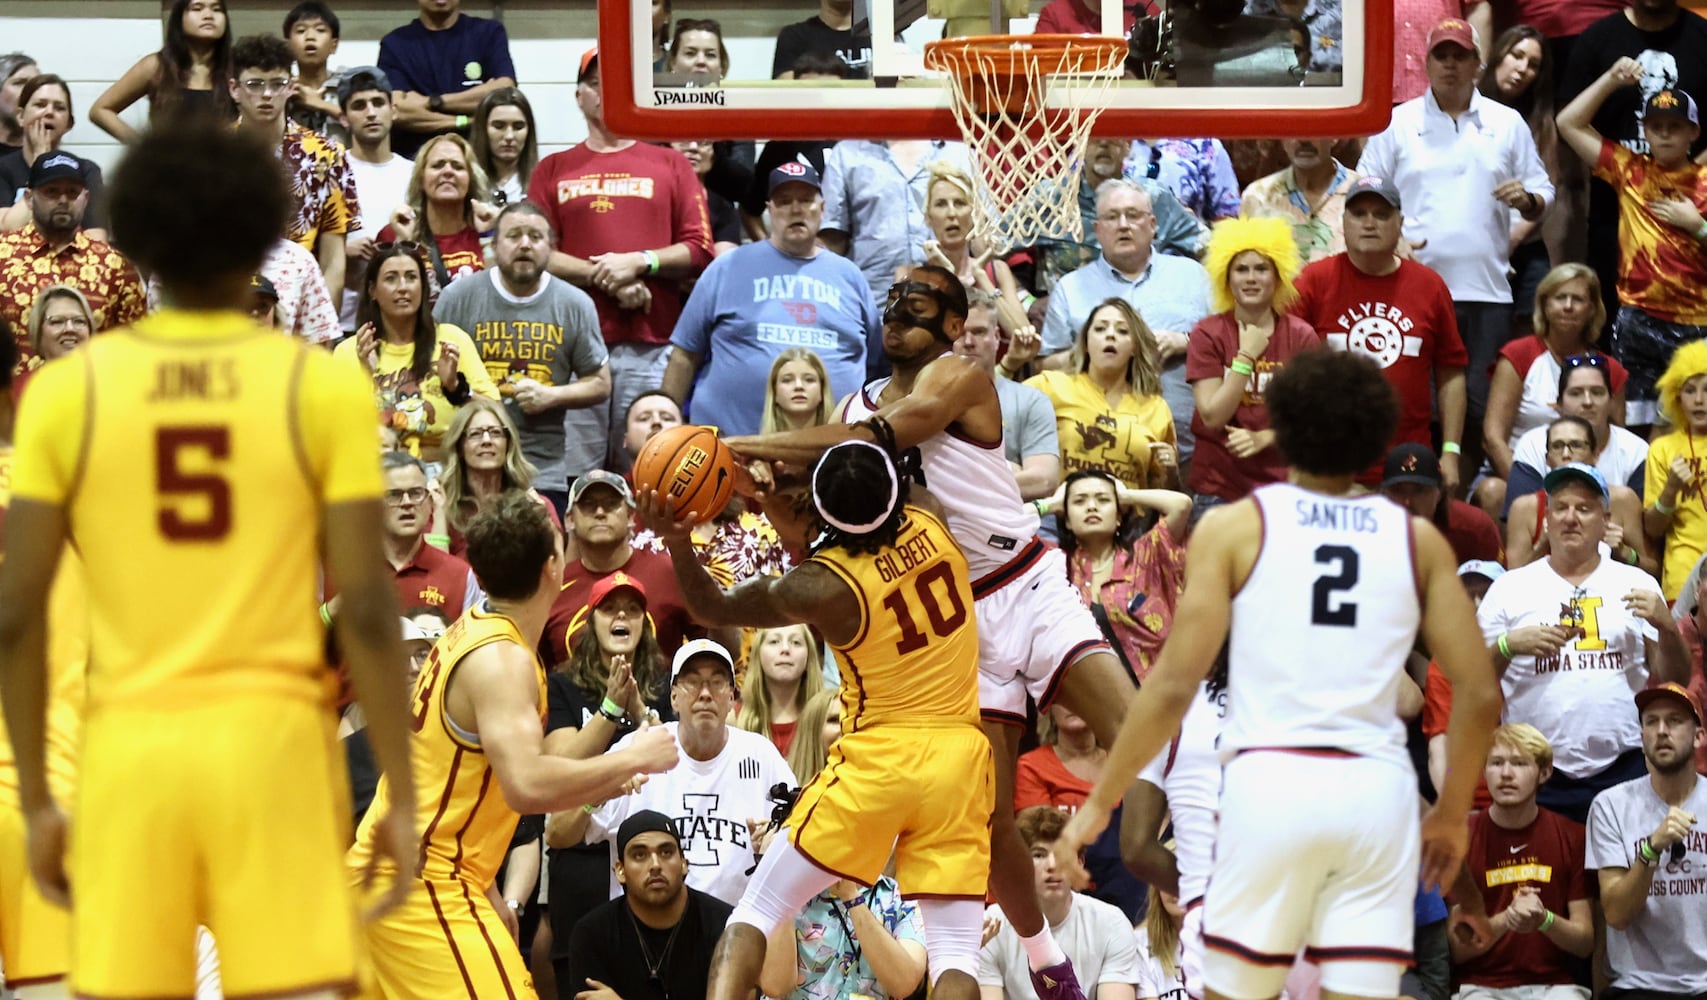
[1202,483,1421,1000]
[1138,681,1226,1000]
[840,379,1109,721]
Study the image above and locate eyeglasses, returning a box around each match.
[674,673,732,694]
[383,487,429,506]
[1546,438,1593,455]
[465,426,509,442]
[238,77,292,96]
[42,314,90,331]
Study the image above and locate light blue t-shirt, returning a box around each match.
[671,241,879,437]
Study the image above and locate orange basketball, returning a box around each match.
[631,424,737,525]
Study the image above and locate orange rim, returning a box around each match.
[923,34,1129,77]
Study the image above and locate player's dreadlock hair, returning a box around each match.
[808,428,912,558]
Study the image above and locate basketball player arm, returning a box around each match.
[1415,520,1501,848]
[0,498,69,816]
[466,646,674,814]
[1557,61,1635,167]
[663,534,859,644]
[1117,781,1181,894]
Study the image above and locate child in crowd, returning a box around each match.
[1644,340,1707,601]
[283,1,343,137]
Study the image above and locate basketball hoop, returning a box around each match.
[924,34,1129,252]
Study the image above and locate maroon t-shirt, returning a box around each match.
[322,540,475,619]
[539,548,702,669]
[1460,807,1588,988]
[527,142,713,347]
[1185,311,1320,502]
[1291,255,1467,467]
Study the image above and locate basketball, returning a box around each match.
[631,424,737,524]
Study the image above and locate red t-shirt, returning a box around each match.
[1460,807,1588,988]
[1498,335,1628,393]
[1509,0,1622,38]
[540,548,703,669]
[1015,746,1090,811]
[375,223,485,284]
[322,540,476,619]
[1186,311,1320,502]
[1421,662,1495,810]
[527,142,713,347]
[1443,499,1504,566]
[1291,255,1467,462]
[769,720,798,758]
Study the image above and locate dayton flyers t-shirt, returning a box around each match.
[1291,255,1466,454]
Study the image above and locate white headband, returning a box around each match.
[811,439,899,535]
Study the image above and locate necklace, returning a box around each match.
[626,902,684,992]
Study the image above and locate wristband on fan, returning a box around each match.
[1229,359,1255,376]
[1696,220,1707,241]
[1639,838,1660,865]
[643,249,661,275]
[1540,910,1555,932]
[1656,499,1676,516]
[319,602,334,627]
[1496,632,1513,660]
[455,114,470,130]
[599,697,626,724]
[1441,442,1461,456]
[426,532,451,550]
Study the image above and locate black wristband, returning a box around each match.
[445,371,472,405]
[428,94,445,113]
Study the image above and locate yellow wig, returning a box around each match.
[1203,215,1303,316]
[1656,338,1707,430]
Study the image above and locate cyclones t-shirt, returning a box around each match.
[1291,255,1467,454]
[1460,807,1588,988]
[527,143,713,347]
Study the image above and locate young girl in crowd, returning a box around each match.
[1478,25,1560,308]
[1044,469,1193,682]
[760,348,833,433]
[787,688,841,787]
[470,87,538,206]
[1135,881,1188,1000]
[1645,340,1707,600]
[91,0,234,142]
[737,624,826,756]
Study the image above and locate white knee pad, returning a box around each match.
[727,835,838,937]
[918,898,986,985]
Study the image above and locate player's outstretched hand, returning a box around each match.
[1419,803,1468,893]
[1053,802,1109,891]
[636,488,696,545]
[360,806,418,923]
[26,803,71,907]
[629,722,680,774]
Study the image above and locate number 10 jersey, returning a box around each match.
[1224,483,1419,768]
[11,309,382,710]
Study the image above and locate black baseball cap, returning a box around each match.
[1382,442,1440,489]
[29,151,85,188]
[249,273,279,300]
[1643,88,1700,127]
[768,160,822,197]
[616,810,681,855]
[335,66,393,110]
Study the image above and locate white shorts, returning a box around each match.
[1182,901,1206,1000]
[972,543,1109,723]
[1202,750,1418,1000]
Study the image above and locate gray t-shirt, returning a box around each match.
[1586,774,1707,994]
[980,894,1140,999]
[433,269,606,492]
[996,376,1060,472]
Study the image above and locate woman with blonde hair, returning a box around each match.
[1185,215,1316,506]
[737,624,825,756]
[785,687,841,790]
[434,395,560,554]
[907,160,1032,340]
[1135,868,1187,1000]
[760,348,834,433]
[26,284,94,363]
[1026,297,1178,490]
[375,132,495,288]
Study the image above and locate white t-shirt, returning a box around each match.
[1478,558,1662,778]
[342,153,416,328]
[585,723,797,907]
[980,894,1140,999]
[1510,423,1649,491]
[1586,774,1707,994]
[1133,925,1188,1000]
[1137,681,1224,905]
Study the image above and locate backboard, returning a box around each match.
[598,0,1394,141]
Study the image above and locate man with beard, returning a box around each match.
[435,201,611,511]
[1240,138,1364,263]
[0,151,143,367]
[662,162,877,437]
[1587,683,1707,998]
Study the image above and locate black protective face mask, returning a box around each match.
[883,281,955,343]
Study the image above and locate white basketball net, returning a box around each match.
[926,36,1128,253]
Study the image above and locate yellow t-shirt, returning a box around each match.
[333,323,499,459]
[1025,369,1177,487]
[1647,430,1707,600]
[807,506,981,732]
[349,606,543,887]
[0,446,87,802]
[11,309,382,709]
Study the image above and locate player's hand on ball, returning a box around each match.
[1418,802,1468,893]
[1053,803,1108,891]
[25,803,71,907]
[636,488,696,544]
[360,806,419,923]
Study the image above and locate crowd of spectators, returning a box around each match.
[4,0,1707,997]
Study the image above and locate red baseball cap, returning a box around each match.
[578,47,599,83]
[586,570,647,610]
[1636,682,1704,726]
[1426,18,1476,54]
